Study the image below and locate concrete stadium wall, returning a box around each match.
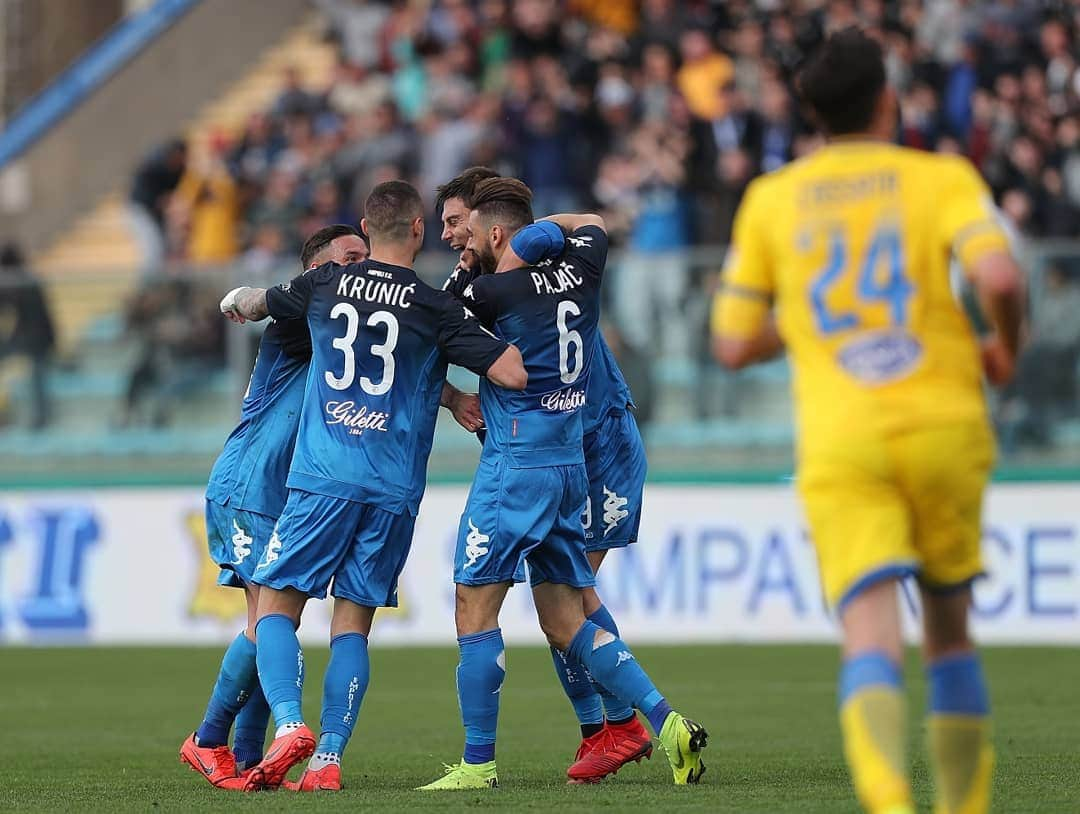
[0,0,310,250]
[1,0,124,119]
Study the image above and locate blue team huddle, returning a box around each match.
[180,169,707,793]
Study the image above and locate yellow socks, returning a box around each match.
[839,653,913,813]
[926,653,993,814]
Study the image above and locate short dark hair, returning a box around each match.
[435,166,501,215]
[798,27,886,136]
[363,180,425,242]
[300,224,362,268]
[468,177,534,233]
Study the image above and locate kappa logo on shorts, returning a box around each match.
[230,519,253,564]
[581,497,594,538]
[615,650,634,666]
[258,528,282,569]
[464,519,490,569]
[602,486,629,537]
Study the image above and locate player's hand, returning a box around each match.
[220,287,246,324]
[448,391,484,433]
[455,249,478,276]
[981,334,1016,387]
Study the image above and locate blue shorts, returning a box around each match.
[205,499,276,589]
[454,457,594,589]
[583,410,647,552]
[253,489,416,607]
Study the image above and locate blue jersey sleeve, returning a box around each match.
[266,264,330,320]
[562,226,608,284]
[263,317,311,361]
[435,291,509,376]
[461,274,502,329]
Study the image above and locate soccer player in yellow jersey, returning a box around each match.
[711,29,1024,814]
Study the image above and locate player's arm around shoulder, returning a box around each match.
[221,264,329,324]
[220,286,269,324]
[711,177,785,369]
[538,213,606,234]
[433,287,527,391]
[537,213,609,280]
[486,345,527,391]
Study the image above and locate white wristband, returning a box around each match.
[220,287,244,314]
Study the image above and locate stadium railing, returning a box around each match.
[1,241,1078,487]
[0,0,201,169]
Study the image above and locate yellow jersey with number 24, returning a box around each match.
[713,141,1010,452]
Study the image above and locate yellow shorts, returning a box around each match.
[797,421,994,610]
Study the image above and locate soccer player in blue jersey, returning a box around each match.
[217,180,526,792]
[436,168,652,783]
[179,224,367,789]
[420,177,707,790]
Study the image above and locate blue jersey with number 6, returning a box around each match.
[464,226,607,467]
[267,260,510,514]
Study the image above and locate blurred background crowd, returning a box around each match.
[3,0,1080,475]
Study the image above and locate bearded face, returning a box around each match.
[467,210,500,275]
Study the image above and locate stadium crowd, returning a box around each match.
[137,0,1080,263]
[118,0,1080,433]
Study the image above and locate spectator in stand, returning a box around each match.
[475,0,512,89]
[247,168,305,254]
[0,243,55,431]
[612,119,693,362]
[118,278,225,428]
[170,134,240,265]
[228,112,285,192]
[334,100,416,216]
[1058,114,1080,207]
[677,27,735,122]
[273,66,321,118]
[636,0,692,52]
[315,0,390,69]
[758,77,796,173]
[128,139,187,275]
[326,55,392,119]
[730,15,768,104]
[517,94,580,215]
[637,42,677,123]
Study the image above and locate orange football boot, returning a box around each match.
[567,717,653,783]
[179,733,238,787]
[284,762,342,791]
[241,724,316,791]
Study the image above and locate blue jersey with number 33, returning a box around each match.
[267,260,509,514]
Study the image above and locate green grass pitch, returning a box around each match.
[3,644,1076,812]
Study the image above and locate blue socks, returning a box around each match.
[586,605,636,722]
[566,621,671,734]
[317,632,370,757]
[196,632,259,747]
[927,652,989,716]
[550,646,603,730]
[839,651,904,705]
[255,613,305,729]
[457,628,505,764]
[232,682,270,767]
[551,603,637,732]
